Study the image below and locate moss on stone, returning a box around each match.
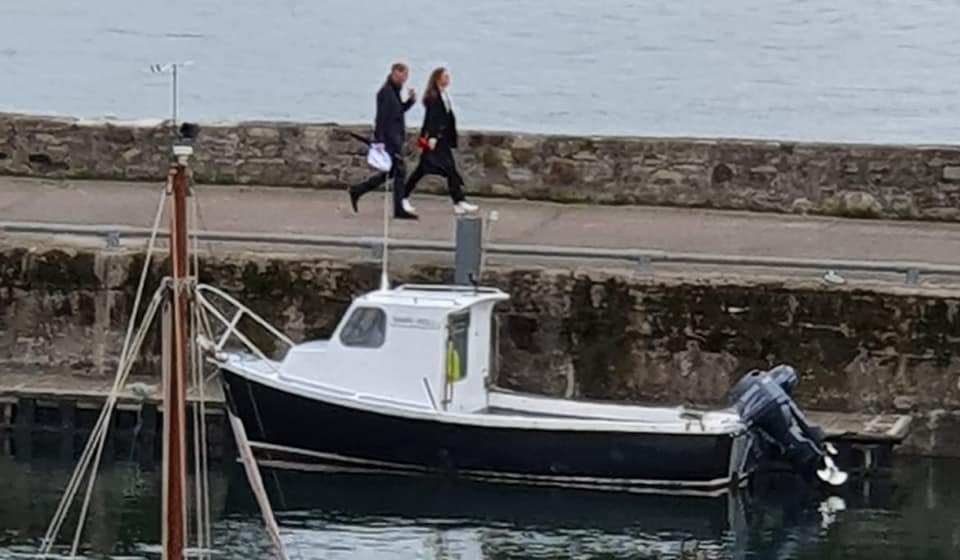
[510,147,533,165]
[480,147,503,170]
[28,250,99,290]
[566,276,638,400]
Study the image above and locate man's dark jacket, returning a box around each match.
[374,80,414,155]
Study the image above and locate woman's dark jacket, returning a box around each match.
[420,94,458,150]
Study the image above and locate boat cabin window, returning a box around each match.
[445,311,470,381]
[339,307,386,348]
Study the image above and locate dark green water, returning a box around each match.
[1,437,959,559]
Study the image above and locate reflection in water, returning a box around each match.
[231,472,746,560]
[1,431,959,559]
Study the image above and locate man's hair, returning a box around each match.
[390,62,408,73]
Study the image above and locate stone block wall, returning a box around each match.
[1,241,959,455]
[3,112,960,220]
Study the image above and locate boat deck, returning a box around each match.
[810,410,912,444]
[483,406,909,443]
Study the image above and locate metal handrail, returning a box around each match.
[194,284,294,374]
[4,220,960,283]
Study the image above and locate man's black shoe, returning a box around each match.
[394,210,419,220]
[348,188,360,213]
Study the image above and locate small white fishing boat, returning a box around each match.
[214,283,754,495]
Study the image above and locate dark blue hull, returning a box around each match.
[221,369,748,493]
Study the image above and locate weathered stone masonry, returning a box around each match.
[1,242,958,455]
[3,112,960,220]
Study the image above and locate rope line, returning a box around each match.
[193,189,295,560]
[190,188,213,559]
[42,177,296,559]
[39,184,167,558]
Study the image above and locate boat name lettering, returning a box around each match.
[391,316,441,329]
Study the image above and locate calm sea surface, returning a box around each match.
[1,435,959,560]
[1,1,960,142]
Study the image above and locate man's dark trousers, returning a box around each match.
[351,152,406,214]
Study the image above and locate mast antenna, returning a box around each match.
[150,60,195,131]
[380,172,390,290]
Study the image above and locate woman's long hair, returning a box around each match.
[423,67,447,105]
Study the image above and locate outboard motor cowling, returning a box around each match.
[730,365,847,486]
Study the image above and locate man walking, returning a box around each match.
[349,62,418,220]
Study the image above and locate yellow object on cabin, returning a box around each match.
[446,339,462,382]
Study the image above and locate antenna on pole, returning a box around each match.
[380,173,390,291]
[363,142,394,292]
[150,61,195,132]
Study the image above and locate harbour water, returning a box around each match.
[2,1,960,142]
[1,433,959,559]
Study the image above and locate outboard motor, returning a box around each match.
[730,365,847,486]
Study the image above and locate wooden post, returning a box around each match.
[141,402,158,464]
[58,400,76,461]
[13,398,35,460]
[162,150,190,560]
[14,397,36,432]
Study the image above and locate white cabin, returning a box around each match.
[212,281,744,437]
[278,284,508,414]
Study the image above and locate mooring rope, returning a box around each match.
[68,286,166,557]
[193,189,296,560]
[41,287,164,557]
[39,183,167,558]
[189,190,213,559]
[39,156,295,560]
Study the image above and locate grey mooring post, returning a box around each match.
[454,216,484,285]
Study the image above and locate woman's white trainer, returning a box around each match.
[453,201,479,214]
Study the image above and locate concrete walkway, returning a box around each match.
[2,176,960,266]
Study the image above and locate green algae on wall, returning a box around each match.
[1,243,959,455]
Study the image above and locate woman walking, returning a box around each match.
[402,67,478,216]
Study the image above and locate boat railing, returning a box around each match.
[194,283,295,371]
[395,284,506,295]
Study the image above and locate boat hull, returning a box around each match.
[221,369,750,494]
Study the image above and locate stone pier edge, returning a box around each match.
[3,112,960,221]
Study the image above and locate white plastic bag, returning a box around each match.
[366,142,392,172]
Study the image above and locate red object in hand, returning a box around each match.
[416,135,430,150]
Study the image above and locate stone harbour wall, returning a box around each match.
[1,241,959,456]
[3,112,960,220]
